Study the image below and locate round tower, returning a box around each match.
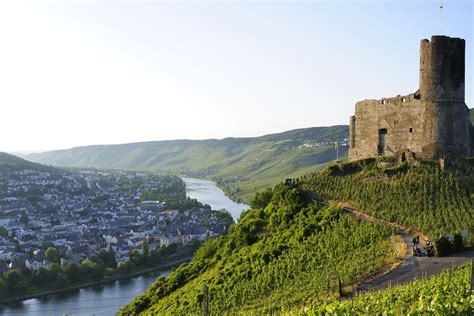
[419,35,471,159]
[419,36,465,101]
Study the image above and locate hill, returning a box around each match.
[0,152,51,171]
[119,158,473,314]
[24,126,348,202]
[119,184,399,314]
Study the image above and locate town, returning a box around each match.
[0,162,233,296]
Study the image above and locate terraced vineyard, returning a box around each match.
[301,158,474,238]
[309,263,473,315]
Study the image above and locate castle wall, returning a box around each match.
[349,94,436,159]
[349,36,472,161]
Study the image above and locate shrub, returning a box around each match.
[435,237,452,256]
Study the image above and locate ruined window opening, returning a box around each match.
[402,98,406,103]
[381,99,386,105]
[409,128,413,133]
[378,129,387,155]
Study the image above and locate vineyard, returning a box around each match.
[308,263,473,315]
[119,184,399,314]
[301,158,474,239]
[120,158,474,314]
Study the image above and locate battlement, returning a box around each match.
[421,35,464,44]
[356,92,420,109]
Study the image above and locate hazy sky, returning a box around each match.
[1,0,472,152]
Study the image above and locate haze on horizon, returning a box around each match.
[0,0,472,153]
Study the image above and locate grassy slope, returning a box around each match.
[24,126,348,202]
[470,108,474,124]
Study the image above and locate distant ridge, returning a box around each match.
[24,125,349,201]
[0,152,50,171]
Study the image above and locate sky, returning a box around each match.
[0,0,472,152]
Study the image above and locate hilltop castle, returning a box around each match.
[349,36,473,161]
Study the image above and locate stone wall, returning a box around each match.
[349,36,472,161]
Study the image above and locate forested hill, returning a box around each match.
[23,125,348,202]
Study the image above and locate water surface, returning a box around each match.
[182,177,250,221]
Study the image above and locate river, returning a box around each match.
[0,178,249,316]
[182,177,249,221]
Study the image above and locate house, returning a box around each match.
[160,234,181,247]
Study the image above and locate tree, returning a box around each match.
[0,278,7,295]
[64,263,81,283]
[251,188,273,210]
[5,269,23,290]
[80,259,104,279]
[45,247,59,263]
[129,249,142,266]
[117,262,132,275]
[95,249,117,269]
[14,280,28,294]
[48,263,62,280]
[32,267,50,283]
[104,267,115,277]
[56,273,69,287]
[20,212,29,225]
[142,238,149,260]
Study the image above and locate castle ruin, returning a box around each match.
[349,35,473,161]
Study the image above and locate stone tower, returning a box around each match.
[349,36,473,161]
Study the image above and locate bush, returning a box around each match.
[453,233,464,250]
[435,237,452,256]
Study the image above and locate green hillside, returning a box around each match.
[119,158,473,314]
[24,126,348,202]
[470,108,474,124]
[119,183,399,314]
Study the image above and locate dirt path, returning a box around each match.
[328,200,429,242]
[309,196,473,293]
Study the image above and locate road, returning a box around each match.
[308,195,473,293]
[359,249,474,291]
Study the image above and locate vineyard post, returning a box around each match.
[204,285,209,316]
[471,258,473,293]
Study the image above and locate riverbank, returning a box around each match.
[0,256,192,305]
